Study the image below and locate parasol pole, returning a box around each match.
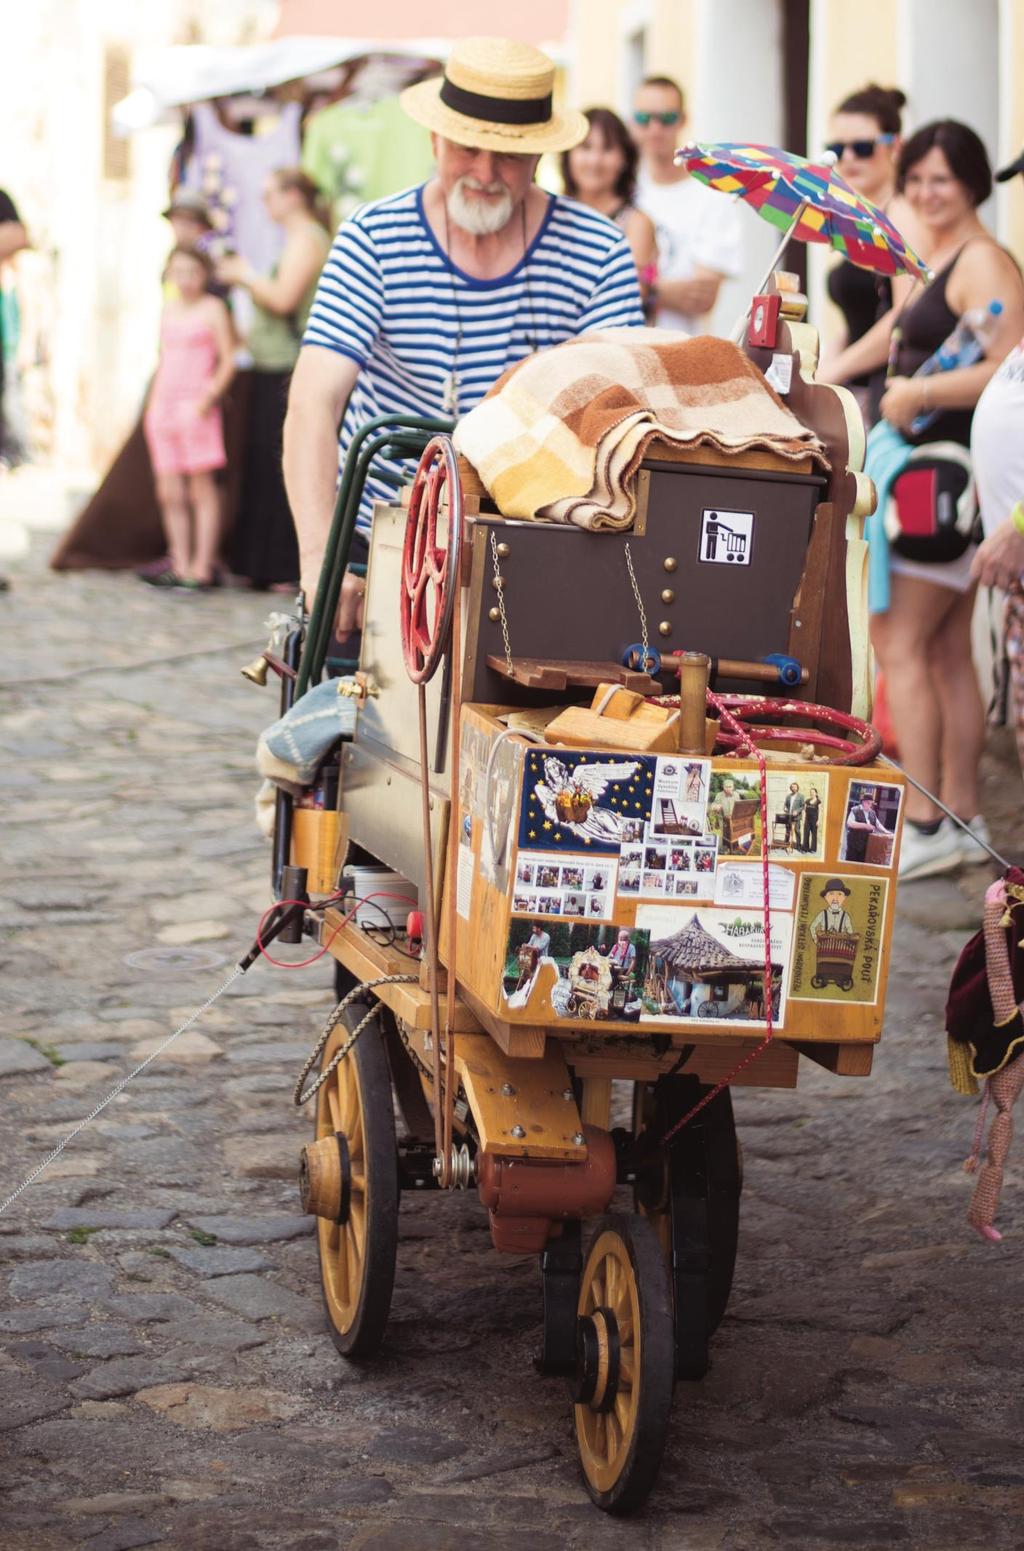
[729,201,805,343]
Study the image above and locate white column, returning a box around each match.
[691,0,786,334]
[901,0,1000,219]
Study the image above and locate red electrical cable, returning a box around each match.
[254,890,418,970]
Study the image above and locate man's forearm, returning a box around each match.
[657,272,721,317]
[283,398,342,599]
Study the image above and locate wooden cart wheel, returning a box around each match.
[632,1075,742,1376]
[573,1214,674,1515]
[312,1006,398,1359]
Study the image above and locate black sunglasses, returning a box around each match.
[634,110,680,127]
[825,133,895,159]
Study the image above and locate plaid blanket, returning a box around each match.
[453,329,828,529]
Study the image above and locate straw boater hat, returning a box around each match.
[400,37,588,156]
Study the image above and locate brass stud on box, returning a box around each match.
[488,607,501,623]
[658,621,672,637]
[496,541,511,558]
[661,588,675,604]
[663,557,677,572]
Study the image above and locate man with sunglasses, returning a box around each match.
[632,76,742,335]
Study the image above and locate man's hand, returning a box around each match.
[656,268,722,319]
[336,570,366,636]
[971,517,1024,592]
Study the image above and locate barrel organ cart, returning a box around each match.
[255,286,903,1513]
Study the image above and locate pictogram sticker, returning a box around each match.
[699,508,754,566]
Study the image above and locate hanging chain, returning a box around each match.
[624,541,650,669]
[489,531,515,677]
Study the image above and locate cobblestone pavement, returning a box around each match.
[1,472,1023,1550]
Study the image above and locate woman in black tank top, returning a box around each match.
[869,121,1024,883]
[822,85,906,418]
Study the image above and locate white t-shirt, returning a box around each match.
[971,342,1024,553]
[636,169,744,334]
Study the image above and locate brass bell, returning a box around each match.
[240,653,271,686]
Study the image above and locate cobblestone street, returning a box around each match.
[1,472,1022,1551]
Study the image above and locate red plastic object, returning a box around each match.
[894,467,938,536]
[872,672,900,758]
[748,292,781,348]
[406,909,424,949]
[400,436,463,684]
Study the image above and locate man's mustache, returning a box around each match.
[461,177,508,194]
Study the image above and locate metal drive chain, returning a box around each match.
[0,964,246,1217]
[489,531,515,677]
[293,975,418,1107]
[624,541,650,668]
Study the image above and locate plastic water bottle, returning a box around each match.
[909,300,1004,433]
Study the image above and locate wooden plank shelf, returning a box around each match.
[485,655,659,694]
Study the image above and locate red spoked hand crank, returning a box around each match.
[400,436,463,684]
[711,695,882,766]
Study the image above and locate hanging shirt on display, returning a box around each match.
[302,95,435,224]
[184,101,303,275]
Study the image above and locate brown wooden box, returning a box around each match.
[446,706,903,1051]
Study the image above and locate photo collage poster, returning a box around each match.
[498,738,900,1028]
[636,903,793,1029]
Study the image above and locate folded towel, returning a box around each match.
[454,328,828,529]
[256,678,358,789]
[863,418,912,614]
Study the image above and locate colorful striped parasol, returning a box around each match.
[676,141,932,288]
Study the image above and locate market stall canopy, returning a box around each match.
[274,0,569,46]
[112,36,451,131]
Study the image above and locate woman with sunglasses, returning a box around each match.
[867,122,1024,880]
[561,108,657,313]
[821,85,920,417]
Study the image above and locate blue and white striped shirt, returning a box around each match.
[302,184,645,534]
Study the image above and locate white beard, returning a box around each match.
[447,175,515,236]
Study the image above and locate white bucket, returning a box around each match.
[341,865,419,931]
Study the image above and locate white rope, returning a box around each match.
[878,755,1013,869]
[484,726,544,873]
[0,965,246,1217]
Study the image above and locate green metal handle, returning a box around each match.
[296,413,453,697]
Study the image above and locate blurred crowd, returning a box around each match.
[1,42,1022,882]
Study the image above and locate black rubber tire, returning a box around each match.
[574,1212,675,1515]
[314,1006,398,1359]
[632,1076,742,1360]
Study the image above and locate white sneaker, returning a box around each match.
[898,819,962,881]
[959,814,994,867]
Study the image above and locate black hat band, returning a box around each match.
[440,76,553,127]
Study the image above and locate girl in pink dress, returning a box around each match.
[143,247,235,588]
